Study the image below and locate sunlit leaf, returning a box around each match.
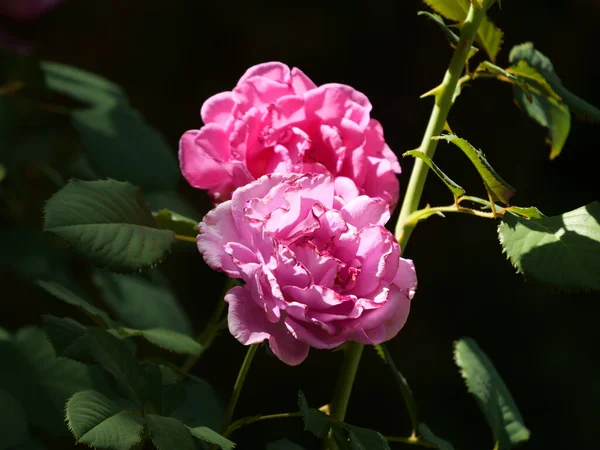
[422,0,503,61]
[153,209,199,238]
[44,179,175,272]
[404,149,465,198]
[503,206,544,220]
[475,61,532,102]
[498,202,600,290]
[433,135,516,204]
[298,391,330,438]
[66,390,145,450]
[454,338,530,449]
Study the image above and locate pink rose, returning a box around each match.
[0,0,62,22]
[198,172,416,365]
[180,62,401,207]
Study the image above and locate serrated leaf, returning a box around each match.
[42,315,88,357]
[298,391,330,438]
[507,60,570,160]
[93,269,192,335]
[475,61,532,102]
[418,11,478,59]
[510,42,600,123]
[404,149,465,198]
[344,424,390,450]
[434,135,516,204]
[146,415,195,450]
[143,365,186,417]
[0,391,28,450]
[72,106,180,192]
[498,202,600,290]
[44,179,175,272]
[0,328,102,436]
[454,338,530,449]
[419,424,455,450]
[37,280,113,327]
[66,390,145,450]
[172,380,226,432]
[503,206,544,219]
[189,427,236,450]
[119,327,201,355]
[422,0,503,61]
[153,209,199,238]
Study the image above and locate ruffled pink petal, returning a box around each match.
[290,67,318,93]
[333,177,360,207]
[233,76,291,114]
[201,91,236,126]
[268,327,310,366]
[283,316,344,349]
[393,258,418,299]
[362,156,400,208]
[226,286,272,345]
[237,62,291,85]
[340,196,390,229]
[305,84,372,128]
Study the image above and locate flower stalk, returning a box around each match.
[326,0,487,440]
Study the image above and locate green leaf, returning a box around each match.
[73,106,180,191]
[42,315,88,357]
[82,328,147,403]
[0,328,102,436]
[93,269,193,335]
[475,61,533,102]
[498,202,600,290]
[119,327,201,355]
[146,415,195,450]
[422,0,503,61]
[154,209,199,237]
[0,391,28,450]
[503,206,544,220]
[344,424,390,450]
[37,279,113,327]
[145,191,202,222]
[298,391,330,438]
[454,338,530,449]
[143,365,186,417]
[418,424,455,450]
[172,380,226,432]
[189,427,236,450]
[404,149,465,198]
[44,179,175,272]
[509,42,600,123]
[42,61,126,107]
[66,390,145,450]
[433,135,516,204]
[507,60,570,160]
[417,11,478,59]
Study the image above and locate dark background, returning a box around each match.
[2,0,600,449]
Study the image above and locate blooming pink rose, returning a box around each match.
[0,0,63,22]
[180,62,401,207]
[198,172,416,365]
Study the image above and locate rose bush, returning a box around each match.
[180,62,401,207]
[198,172,416,365]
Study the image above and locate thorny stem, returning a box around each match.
[326,2,487,448]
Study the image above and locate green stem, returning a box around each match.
[395,2,487,250]
[224,411,302,438]
[326,2,487,446]
[223,344,259,431]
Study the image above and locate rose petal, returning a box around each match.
[226,285,272,345]
[201,91,236,126]
[268,327,310,366]
[340,196,390,229]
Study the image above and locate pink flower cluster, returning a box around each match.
[181,63,416,365]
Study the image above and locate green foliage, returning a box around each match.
[422,0,503,61]
[434,135,516,204]
[298,391,330,438]
[454,338,530,449]
[92,269,193,335]
[475,61,532,101]
[42,61,180,191]
[171,380,226,432]
[498,202,600,290]
[154,209,199,237]
[344,424,390,450]
[0,327,103,436]
[146,414,195,450]
[44,179,176,271]
[66,390,145,450]
[190,427,236,450]
[507,42,600,159]
[418,424,455,450]
[503,206,544,220]
[0,391,29,450]
[417,11,478,59]
[119,327,202,355]
[37,279,113,327]
[404,149,465,198]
